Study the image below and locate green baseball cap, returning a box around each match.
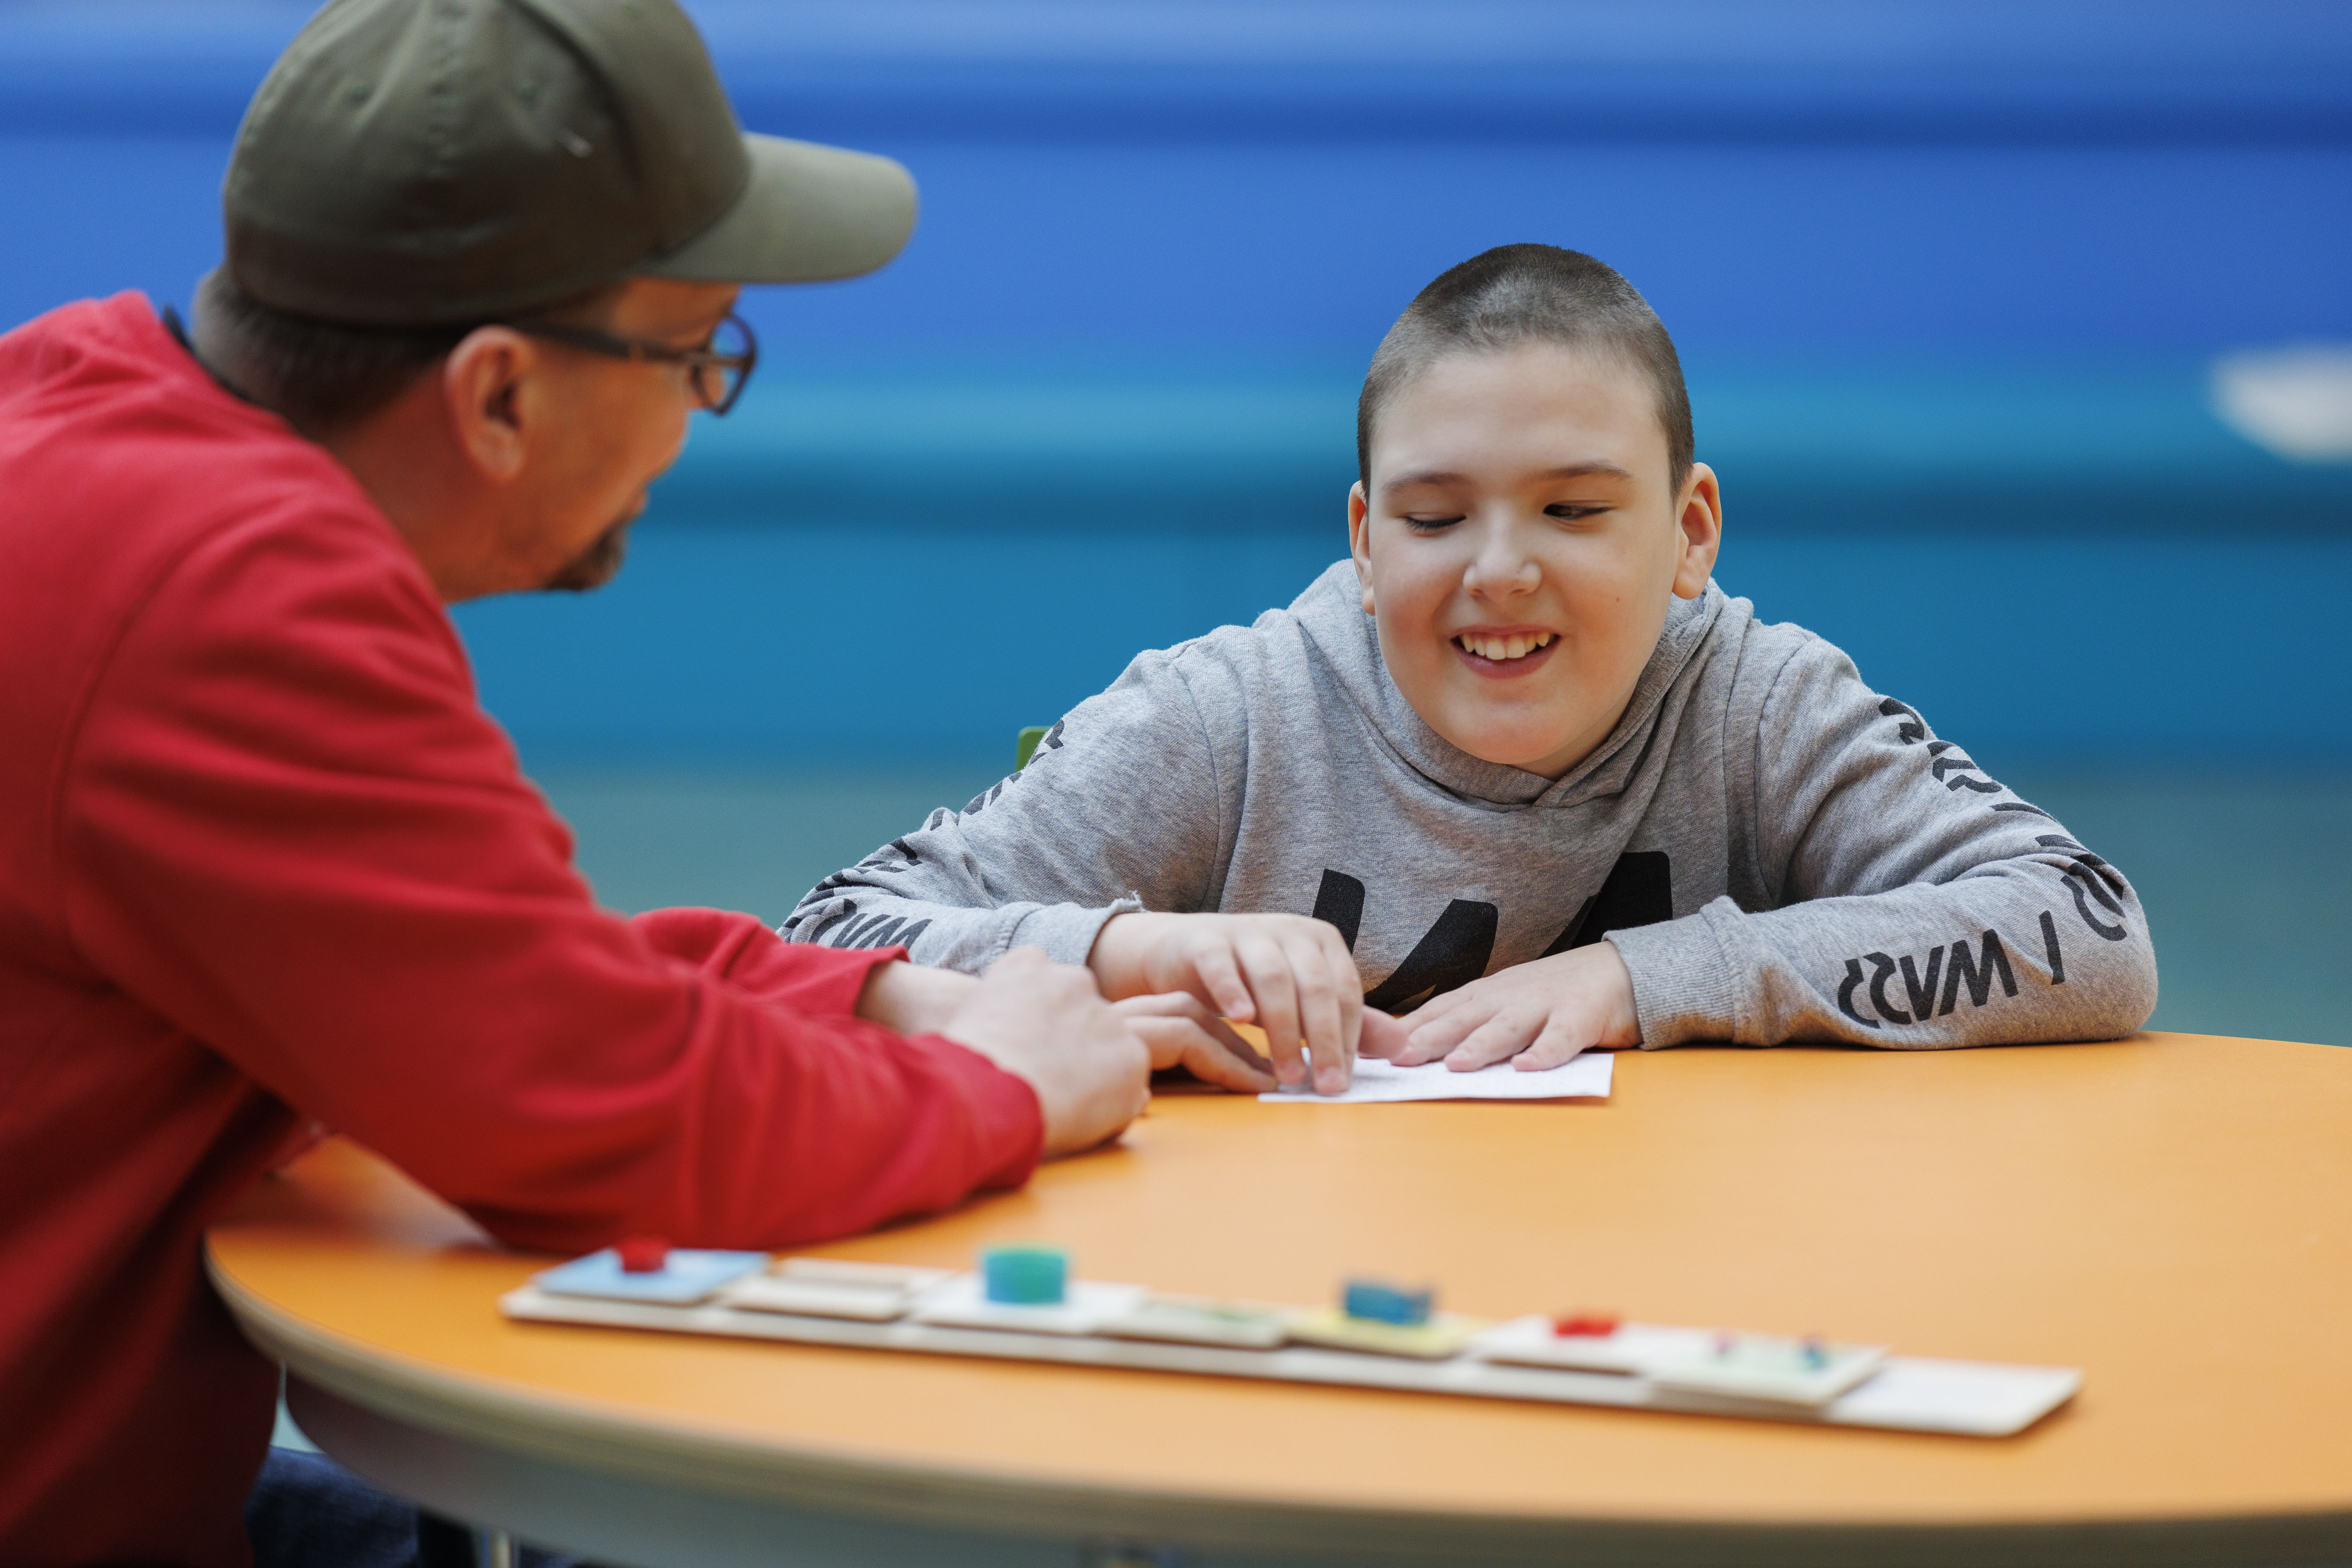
[224,0,917,326]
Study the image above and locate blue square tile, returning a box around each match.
[531,1248,768,1306]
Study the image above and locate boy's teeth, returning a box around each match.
[1460,632,1554,661]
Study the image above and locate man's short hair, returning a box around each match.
[1356,245,1694,496]
[192,270,619,438]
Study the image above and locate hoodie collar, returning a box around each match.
[1290,560,1724,810]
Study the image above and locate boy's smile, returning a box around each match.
[1452,626,1560,675]
[1349,343,1722,779]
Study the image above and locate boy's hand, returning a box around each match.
[936,948,1153,1155]
[1091,912,1399,1095]
[1390,943,1641,1070]
[1112,993,1278,1093]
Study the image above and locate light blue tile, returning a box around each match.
[533,1249,769,1307]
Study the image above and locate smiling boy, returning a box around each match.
[787,245,2158,1091]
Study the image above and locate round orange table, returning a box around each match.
[208,1034,2352,1567]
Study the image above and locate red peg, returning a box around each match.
[616,1235,671,1274]
[1551,1312,1622,1338]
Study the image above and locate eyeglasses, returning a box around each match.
[506,311,758,415]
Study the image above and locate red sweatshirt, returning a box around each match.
[0,295,1044,1566]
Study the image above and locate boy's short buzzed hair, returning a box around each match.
[1357,244,1695,496]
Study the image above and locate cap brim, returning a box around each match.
[639,134,916,285]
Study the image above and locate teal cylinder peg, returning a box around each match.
[982,1244,1068,1305]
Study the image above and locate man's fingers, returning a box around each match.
[1442,1007,1546,1071]
[1176,1020,1279,1093]
[1115,990,1231,1026]
[1190,1009,1276,1075]
[1124,1014,1196,1073]
[1121,1004,1278,1090]
[1111,991,1196,1020]
[953,947,1155,1157]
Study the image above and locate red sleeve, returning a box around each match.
[628,904,891,1017]
[59,505,1042,1254]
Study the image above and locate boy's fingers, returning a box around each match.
[1516,1018,1592,1070]
[1284,932,1349,1093]
[1406,985,1469,1022]
[1394,980,1487,1057]
[1389,1035,1447,1067]
[1356,1008,1415,1060]
[1318,925,1366,1054]
[1232,933,1305,1083]
[1442,1008,1544,1071]
[1396,1004,1492,1065]
[1399,1003,1485,1063]
[1188,943,1257,1026]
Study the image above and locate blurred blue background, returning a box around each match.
[4,0,2347,1041]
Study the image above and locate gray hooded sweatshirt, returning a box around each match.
[785,563,2156,1048]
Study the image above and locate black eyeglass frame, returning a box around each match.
[505,311,758,415]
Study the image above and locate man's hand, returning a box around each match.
[1110,992,1278,1093]
[1390,943,1641,1070]
[854,959,975,1038]
[1090,912,1404,1095]
[936,948,1152,1155]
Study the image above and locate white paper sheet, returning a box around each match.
[1258,1052,1612,1104]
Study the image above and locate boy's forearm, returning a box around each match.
[1611,870,2157,1050]
[1085,910,1173,1000]
[1719,638,2159,1051]
[785,665,1225,975]
[787,890,1136,974]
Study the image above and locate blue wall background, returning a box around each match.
[5,0,2349,768]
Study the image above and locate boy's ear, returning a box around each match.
[1348,482,1375,614]
[1671,462,1723,600]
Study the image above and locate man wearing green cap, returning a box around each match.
[0,2,1158,1562]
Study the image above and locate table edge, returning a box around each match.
[210,1246,2352,1568]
